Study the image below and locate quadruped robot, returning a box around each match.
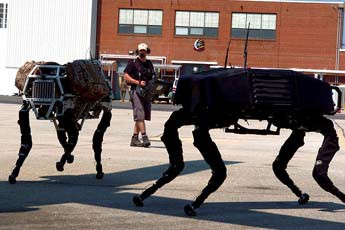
[9,60,112,184]
[133,28,344,216]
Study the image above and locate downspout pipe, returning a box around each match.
[336,4,344,84]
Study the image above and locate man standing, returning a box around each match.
[124,43,154,147]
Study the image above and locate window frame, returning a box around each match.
[175,10,219,38]
[0,3,8,29]
[341,9,345,49]
[118,8,163,35]
[231,12,277,40]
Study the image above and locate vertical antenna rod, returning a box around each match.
[244,23,250,69]
[224,40,231,68]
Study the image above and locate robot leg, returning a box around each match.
[92,110,112,179]
[9,103,32,184]
[272,129,310,204]
[184,127,227,216]
[133,109,188,207]
[56,110,79,172]
[55,120,72,161]
[312,117,345,202]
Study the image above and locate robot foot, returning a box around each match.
[56,162,64,172]
[96,172,104,179]
[96,164,104,179]
[298,193,310,205]
[66,155,74,164]
[133,195,144,207]
[8,174,17,184]
[184,204,197,216]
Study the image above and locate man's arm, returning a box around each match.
[124,72,146,87]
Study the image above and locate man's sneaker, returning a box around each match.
[142,135,151,147]
[130,136,144,147]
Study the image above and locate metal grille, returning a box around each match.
[251,72,295,106]
[32,80,55,102]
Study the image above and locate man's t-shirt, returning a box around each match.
[124,58,155,86]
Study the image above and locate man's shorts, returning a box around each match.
[130,90,151,121]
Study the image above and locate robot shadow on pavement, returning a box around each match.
[1,161,345,229]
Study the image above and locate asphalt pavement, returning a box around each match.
[0,100,345,229]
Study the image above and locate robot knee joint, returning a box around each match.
[207,167,227,193]
[272,158,287,174]
[165,161,185,178]
[193,135,209,150]
[175,161,185,174]
[215,165,227,183]
[27,142,33,152]
[160,132,168,143]
[291,131,305,147]
[100,113,112,130]
[21,135,32,149]
[193,140,203,149]
[93,130,103,143]
[69,133,79,144]
[19,110,29,119]
[161,127,178,144]
[164,110,184,130]
[173,161,185,175]
[192,129,211,148]
[312,163,328,184]
[295,139,305,148]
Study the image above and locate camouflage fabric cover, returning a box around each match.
[66,60,110,102]
[15,61,44,91]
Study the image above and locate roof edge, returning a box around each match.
[239,0,344,4]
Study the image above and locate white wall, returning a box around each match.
[0,0,15,95]
[0,0,98,95]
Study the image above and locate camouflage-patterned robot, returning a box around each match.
[9,60,112,184]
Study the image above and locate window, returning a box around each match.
[231,13,276,40]
[118,9,162,35]
[0,3,8,29]
[175,11,219,37]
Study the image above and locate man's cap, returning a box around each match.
[138,43,149,51]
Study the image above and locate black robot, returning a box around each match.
[132,66,343,216]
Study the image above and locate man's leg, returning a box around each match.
[141,96,151,147]
[131,121,143,147]
[121,91,126,102]
[137,120,150,147]
[136,120,146,133]
[130,91,146,147]
[133,121,139,135]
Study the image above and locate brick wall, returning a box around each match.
[97,0,341,70]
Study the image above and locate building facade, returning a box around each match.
[97,0,345,82]
[1,0,345,95]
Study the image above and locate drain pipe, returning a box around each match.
[335,5,344,84]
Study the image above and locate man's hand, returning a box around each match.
[124,73,147,87]
[139,81,146,87]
